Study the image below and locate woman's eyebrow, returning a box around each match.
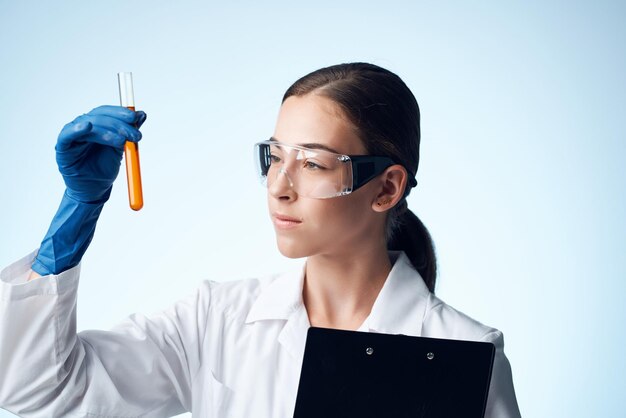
[269,136,341,154]
[297,143,341,154]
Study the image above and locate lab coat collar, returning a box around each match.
[245,264,307,323]
[245,251,431,359]
[365,251,431,336]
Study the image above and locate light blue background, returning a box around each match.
[1,1,625,417]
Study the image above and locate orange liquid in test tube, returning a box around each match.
[117,73,144,211]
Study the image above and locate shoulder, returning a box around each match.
[418,294,520,416]
[421,293,503,344]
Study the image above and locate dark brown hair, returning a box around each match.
[282,62,437,292]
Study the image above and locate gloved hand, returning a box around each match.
[31,106,147,276]
[57,105,147,203]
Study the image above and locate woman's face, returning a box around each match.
[268,93,385,259]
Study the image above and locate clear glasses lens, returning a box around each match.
[254,141,354,199]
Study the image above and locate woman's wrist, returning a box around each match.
[31,189,109,276]
[27,269,41,281]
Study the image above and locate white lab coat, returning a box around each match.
[0,249,521,418]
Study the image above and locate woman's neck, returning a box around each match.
[302,244,392,330]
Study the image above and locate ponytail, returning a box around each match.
[387,206,437,293]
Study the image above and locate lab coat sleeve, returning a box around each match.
[481,330,522,418]
[0,249,211,418]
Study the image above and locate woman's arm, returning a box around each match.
[31,106,145,277]
[0,250,212,417]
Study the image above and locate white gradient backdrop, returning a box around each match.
[1,1,625,417]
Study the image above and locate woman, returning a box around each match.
[0,63,521,417]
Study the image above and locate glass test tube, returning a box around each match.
[117,72,144,211]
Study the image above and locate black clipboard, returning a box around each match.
[293,327,495,418]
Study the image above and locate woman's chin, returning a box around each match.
[275,238,312,259]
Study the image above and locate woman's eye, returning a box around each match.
[269,154,281,164]
[303,160,325,170]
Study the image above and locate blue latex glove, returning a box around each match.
[57,105,146,203]
[31,106,147,276]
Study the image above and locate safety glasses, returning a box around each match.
[254,139,402,199]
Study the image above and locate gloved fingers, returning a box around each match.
[56,120,94,151]
[80,114,142,142]
[88,105,143,124]
[57,109,143,152]
[89,105,147,128]
[78,125,129,150]
[135,110,147,128]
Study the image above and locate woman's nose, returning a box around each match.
[268,167,297,200]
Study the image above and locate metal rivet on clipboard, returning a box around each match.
[426,352,435,360]
[366,347,374,355]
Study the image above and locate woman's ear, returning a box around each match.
[371,164,408,212]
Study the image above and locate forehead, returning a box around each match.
[273,93,367,155]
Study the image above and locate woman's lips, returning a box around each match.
[272,213,302,229]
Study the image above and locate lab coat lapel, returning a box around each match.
[277,303,310,360]
[245,264,310,360]
[364,251,430,337]
[245,265,305,323]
